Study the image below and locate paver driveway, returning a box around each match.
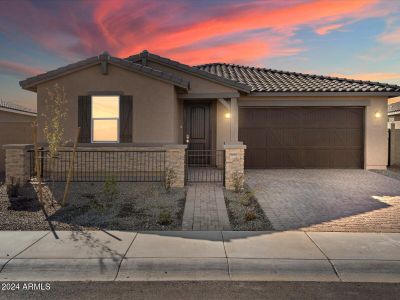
[246,170,400,232]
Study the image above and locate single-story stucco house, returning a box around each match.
[5,50,400,188]
[0,101,36,180]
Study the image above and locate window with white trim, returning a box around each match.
[91,95,119,143]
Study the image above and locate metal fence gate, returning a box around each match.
[185,150,225,184]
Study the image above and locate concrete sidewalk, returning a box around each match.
[0,231,399,282]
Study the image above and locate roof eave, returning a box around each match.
[127,53,251,93]
[249,91,400,97]
[19,57,100,91]
[19,54,190,92]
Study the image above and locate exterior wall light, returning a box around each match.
[375,112,381,118]
[225,112,231,119]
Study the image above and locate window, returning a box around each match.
[92,96,119,143]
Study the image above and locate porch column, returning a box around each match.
[230,97,239,142]
[164,144,187,188]
[3,144,33,184]
[224,143,246,190]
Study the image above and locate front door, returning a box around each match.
[184,102,211,151]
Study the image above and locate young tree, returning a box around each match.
[42,83,68,158]
[42,83,68,193]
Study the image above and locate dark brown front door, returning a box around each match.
[239,107,364,169]
[184,102,211,151]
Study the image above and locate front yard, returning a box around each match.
[224,184,273,231]
[0,181,186,231]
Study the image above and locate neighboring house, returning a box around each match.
[17,50,400,173]
[388,101,400,166]
[0,101,37,179]
[388,101,400,122]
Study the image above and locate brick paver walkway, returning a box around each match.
[182,184,231,231]
[247,170,400,232]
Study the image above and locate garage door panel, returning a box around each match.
[239,107,364,169]
[333,129,363,147]
[267,109,302,127]
[332,149,363,168]
[239,109,267,127]
[303,129,331,147]
[266,149,303,168]
[245,149,266,169]
[266,128,303,147]
[303,108,334,128]
[239,128,266,148]
[303,149,331,168]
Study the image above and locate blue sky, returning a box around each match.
[1,0,400,110]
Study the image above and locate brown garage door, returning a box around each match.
[239,107,364,169]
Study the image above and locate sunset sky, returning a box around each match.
[1,0,400,110]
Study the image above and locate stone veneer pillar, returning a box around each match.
[164,144,187,188]
[224,143,246,190]
[3,144,33,184]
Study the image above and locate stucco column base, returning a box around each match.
[164,144,187,188]
[3,144,33,185]
[224,143,246,190]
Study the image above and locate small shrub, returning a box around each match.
[6,177,20,198]
[244,209,257,222]
[103,174,118,202]
[239,191,254,207]
[158,210,172,225]
[164,168,177,192]
[231,171,244,193]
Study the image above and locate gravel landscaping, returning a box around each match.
[224,184,273,231]
[0,181,186,231]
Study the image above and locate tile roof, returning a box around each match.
[126,51,251,92]
[20,52,190,91]
[196,63,400,94]
[388,101,400,114]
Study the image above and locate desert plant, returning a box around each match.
[164,168,177,192]
[238,191,254,206]
[244,209,257,222]
[158,209,172,225]
[42,83,68,159]
[6,177,20,198]
[103,174,118,202]
[231,171,244,193]
[42,83,69,197]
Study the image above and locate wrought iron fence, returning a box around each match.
[185,150,225,184]
[28,149,165,182]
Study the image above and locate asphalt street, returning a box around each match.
[0,281,399,300]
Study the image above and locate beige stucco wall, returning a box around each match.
[236,96,389,169]
[0,110,36,176]
[36,64,179,145]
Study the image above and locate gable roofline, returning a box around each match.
[20,52,190,92]
[125,50,251,93]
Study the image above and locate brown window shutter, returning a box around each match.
[78,96,91,143]
[120,95,133,143]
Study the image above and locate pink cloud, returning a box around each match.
[378,28,400,44]
[0,0,395,67]
[315,23,345,35]
[114,0,382,63]
[0,60,44,77]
